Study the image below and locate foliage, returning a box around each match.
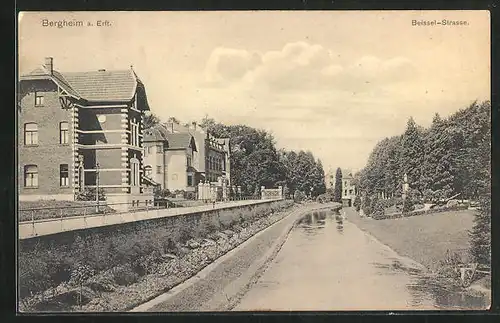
[362,195,372,216]
[334,168,343,202]
[353,195,362,212]
[75,187,106,202]
[185,191,196,200]
[469,192,491,266]
[153,187,171,199]
[293,190,306,203]
[18,200,294,299]
[357,101,490,202]
[143,112,161,129]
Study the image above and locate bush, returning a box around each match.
[186,191,196,200]
[18,199,295,302]
[469,193,491,266]
[353,195,361,212]
[111,265,139,286]
[75,188,106,201]
[293,190,306,203]
[154,187,171,199]
[362,196,372,216]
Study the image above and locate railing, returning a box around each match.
[18,197,279,239]
[19,196,258,223]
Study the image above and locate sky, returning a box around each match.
[18,11,490,172]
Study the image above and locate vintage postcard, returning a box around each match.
[17,10,491,312]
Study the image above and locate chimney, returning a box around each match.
[44,57,53,75]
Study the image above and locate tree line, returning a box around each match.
[355,100,491,266]
[144,114,327,199]
[356,100,491,203]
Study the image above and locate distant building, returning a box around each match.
[143,124,198,193]
[18,57,153,208]
[341,169,356,207]
[325,168,335,190]
[143,122,231,198]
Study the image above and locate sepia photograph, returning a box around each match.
[17,10,491,312]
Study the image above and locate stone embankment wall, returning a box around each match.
[19,199,294,312]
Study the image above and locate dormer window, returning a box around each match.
[35,92,44,106]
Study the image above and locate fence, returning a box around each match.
[18,197,274,239]
[261,186,283,200]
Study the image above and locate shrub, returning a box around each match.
[75,187,106,202]
[186,191,196,200]
[470,193,491,266]
[293,190,306,203]
[372,199,385,216]
[154,187,171,199]
[362,196,372,216]
[353,195,361,212]
[112,265,139,286]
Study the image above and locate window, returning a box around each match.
[156,165,161,174]
[78,165,84,191]
[60,122,69,144]
[131,120,139,146]
[24,123,38,145]
[60,164,69,187]
[344,189,347,196]
[131,159,139,186]
[187,174,193,187]
[156,144,162,153]
[187,156,192,167]
[24,165,38,187]
[144,165,152,178]
[34,92,44,106]
[349,189,353,195]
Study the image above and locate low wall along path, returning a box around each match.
[19,199,282,240]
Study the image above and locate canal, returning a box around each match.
[233,209,489,311]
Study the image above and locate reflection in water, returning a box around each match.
[294,210,489,310]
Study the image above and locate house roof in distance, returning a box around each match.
[342,169,354,179]
[143,123,170,142]
[166,133,197,151]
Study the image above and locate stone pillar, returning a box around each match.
[198,182,203,200]
[278,186,283,200]
[261,186,265,200]
[222,179,227,201]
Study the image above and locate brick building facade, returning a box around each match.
[18,57,153,208]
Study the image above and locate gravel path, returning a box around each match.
[145,203,327,312]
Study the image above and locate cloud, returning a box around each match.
[204,42,416,93]
[204,47,261,85]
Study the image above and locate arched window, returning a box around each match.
[130,158,140,186]
[24,165,38,187]
[24,123,38,145]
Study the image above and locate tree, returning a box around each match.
[143,112,161,129]
[353,195,362,212]
[167,116,180,124]
[334,168,343,202]
[469,191,491,266]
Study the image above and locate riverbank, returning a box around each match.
[20,200,304,312]
[345,207,490,299]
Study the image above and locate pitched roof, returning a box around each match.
[143,123,170,142]
[166,133,197,151]
[62,69,137,102]
[20,65,146,103]
[342,169,354,179]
